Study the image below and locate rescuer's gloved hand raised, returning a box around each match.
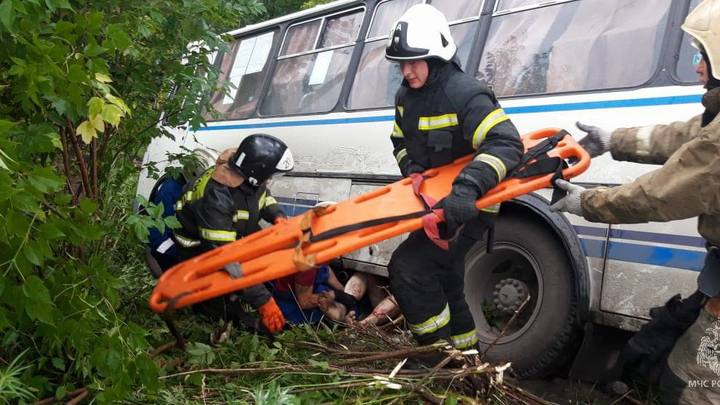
[576,121,612,158]
[549,179,586,216]
[258,297,285,334]
[442,184,479,237]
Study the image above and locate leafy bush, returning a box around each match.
[0,0,264,402]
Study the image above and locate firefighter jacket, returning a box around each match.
[390,60,523,208]
[173,167,285,251]
[581,88,720,245]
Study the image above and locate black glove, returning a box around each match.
[401,160,426,177]
[442,184,480,238]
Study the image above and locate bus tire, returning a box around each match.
[464,213,579,378]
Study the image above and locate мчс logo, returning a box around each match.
[697,320,720,376]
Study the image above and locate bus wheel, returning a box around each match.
[464,214,579,378]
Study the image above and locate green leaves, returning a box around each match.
[27,167,64,193]
[22,276,54,325]
[0,0,15,32]
[187,342,216,366]
[104,24,132,50]
[0,0,269,401]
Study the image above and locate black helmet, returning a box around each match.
[228,134,294,186]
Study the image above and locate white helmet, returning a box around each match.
[385,4,456,63]
[682,0,720,80]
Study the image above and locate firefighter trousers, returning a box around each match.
[388,219,487,349]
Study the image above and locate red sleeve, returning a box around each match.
[293,268,318,287]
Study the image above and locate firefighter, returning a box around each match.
[173,134,294,334]
[384,4,523,352]
[551,1,720,402]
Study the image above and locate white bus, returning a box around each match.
[138,0,707,377]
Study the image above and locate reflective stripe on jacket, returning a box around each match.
[581,89,720,245]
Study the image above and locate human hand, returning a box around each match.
[576,121,612,158]
[549,179,587,216]
[258,297,285,334]
[442,184,479,238]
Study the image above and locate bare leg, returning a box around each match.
[359,295,400,326]
[344,273,368,301]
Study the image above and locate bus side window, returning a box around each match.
[348,0,479,110]
[428,0,482,22]
[477,0,673,97]
[204,30,278,121]
[676,0,703,83]
[260,9,364,116]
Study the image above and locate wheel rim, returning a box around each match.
[465,241,544,344]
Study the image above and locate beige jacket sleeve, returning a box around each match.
[581,117,720,224]
[609,115,703,165]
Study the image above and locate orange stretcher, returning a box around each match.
[149,128,590,313]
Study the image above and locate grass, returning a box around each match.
[0,350,36,404]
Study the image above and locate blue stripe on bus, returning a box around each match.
[504,94,703,114]
[197,115,394,131]
[580,238,705,272]
[575,225,706,249]
[196,94,703,132]
[609,228,706,248]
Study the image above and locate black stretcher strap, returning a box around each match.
[309,209,429,243]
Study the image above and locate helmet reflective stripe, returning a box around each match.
[275,148,294,172]
[235,152,246,168]
[682,0,720,80]
[385,4,457,63]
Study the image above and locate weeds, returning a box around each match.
[0,351,35,404]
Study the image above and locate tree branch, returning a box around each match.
[59,128,74,195]
[91,138,98,198]
[66,121,93,200]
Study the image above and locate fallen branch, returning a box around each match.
[35,387,88,405]
[161,365,295,379]
[150,341,177,358]
[481,295,531,360]
[66,388,89,405]
[297,341,407,357]
[334,342,448,366]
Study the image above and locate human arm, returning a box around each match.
[443,88,523,228]
[390,103,425,176]
[578,134,720,223]
[577,116,702,165]
[259,188,286,224]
